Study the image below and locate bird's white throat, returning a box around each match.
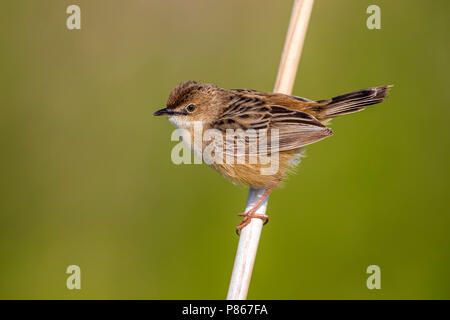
[168,115,196,130]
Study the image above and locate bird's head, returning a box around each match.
[153,81,224,129]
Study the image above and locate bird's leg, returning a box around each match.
[236,188,272,235]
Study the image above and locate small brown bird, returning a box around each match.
[154,81,391,234]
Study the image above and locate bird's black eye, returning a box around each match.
[186,104,196,113]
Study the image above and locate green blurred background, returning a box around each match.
[1,0,449,299]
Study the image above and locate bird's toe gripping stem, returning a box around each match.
[235,212,269,235]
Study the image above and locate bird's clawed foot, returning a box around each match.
[235,187,273,236]
[235,212,269,235]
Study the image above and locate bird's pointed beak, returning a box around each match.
[153,107,172,116]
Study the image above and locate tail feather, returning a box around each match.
[314,85,392,120]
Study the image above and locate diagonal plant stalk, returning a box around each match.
[227,0,315,300]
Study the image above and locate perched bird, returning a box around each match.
[154,81,391,234]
